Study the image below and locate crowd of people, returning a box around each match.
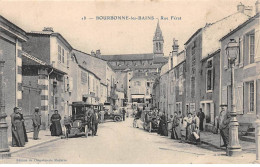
[132,104,230,148]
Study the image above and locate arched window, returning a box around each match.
[159,43,161,51]
[156,43,159,51]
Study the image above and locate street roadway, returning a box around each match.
[2,118,255,164]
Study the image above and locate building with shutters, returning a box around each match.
[0,15,28,136]
[184,4,251,131]
[220,12,260,127]
[22,27,73,128]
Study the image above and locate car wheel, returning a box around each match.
[85,125,89,138]
[114,116,121,122]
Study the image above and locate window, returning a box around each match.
[206,59,213,91]
[156,43,159,51]
[249,82,254,112]
[249,34,255,64]
[192,41,196,55]
[62,49,65,63]
[147,82,150,87]
[81,71,87,84]
[58,45,61,62]
[67,52,70,67]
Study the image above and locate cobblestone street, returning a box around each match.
[1,118,256,164]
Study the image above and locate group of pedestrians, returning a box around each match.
[11,107,41,147]
[168,111,201,144]
[11,106,63,147]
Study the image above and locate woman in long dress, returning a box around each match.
[11,107,26,147]
[19,109,28,142]
[50,110,62,136]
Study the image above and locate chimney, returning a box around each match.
[96,49,101,58]
[237,3,245,13]
[256,0,260,14]
[43,27,54,32]
[244,6,253,16]
[172,38,179,53]
[91,51,95,57]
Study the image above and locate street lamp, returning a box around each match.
[0,50,10,158]
[225,39,242,156]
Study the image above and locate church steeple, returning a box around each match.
[153,21,164,57]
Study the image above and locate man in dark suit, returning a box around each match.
[32,107,41,140]
[197,108,205,131]
[92,109,99,136]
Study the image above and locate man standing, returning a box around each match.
[197,108,205,131]
[92,109,99,136]
[32,107,41,140]
[218,105,230,148]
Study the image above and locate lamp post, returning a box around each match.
[225,39,242,156]
[0,50,10,158]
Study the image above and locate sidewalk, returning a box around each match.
[200,131,256,154]
[8,130,61,154]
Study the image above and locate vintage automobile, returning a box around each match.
[63,101,102,138]
[104,109,122,122]
[143,111,159,133]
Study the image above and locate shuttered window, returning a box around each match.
[235,83,243,114]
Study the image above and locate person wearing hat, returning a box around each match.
[218,104,230,148]
[10,107,26,147]
[18,107,28,143]
[32,107,41,140]
[92,109,99,136]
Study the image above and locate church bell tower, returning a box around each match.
[153,21,164,57]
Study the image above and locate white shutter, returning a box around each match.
[239,36,244,67]
[221,86,227,105]
[69,77,73,92]
[235,82,244,114]
[210,102,214,124]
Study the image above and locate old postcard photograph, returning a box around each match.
[0,0,259,164]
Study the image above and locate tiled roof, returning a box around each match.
[153,56,168,64]
[220,13,259,41]
[130,72,158,81]
[100,53,154,61]
[22,51,47,66]
[109,64,162,70]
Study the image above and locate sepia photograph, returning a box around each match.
[0,0,259,164]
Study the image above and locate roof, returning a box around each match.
[27,31,73,50]
[73,49,103,81]
[109,63,162,70]
[100,53,154,61]
[184,28,202,45]
[153,56,168,64]
[22,51,47,66]
[220,13,260,41]
[78,64,101,80]
[130,72,158,81]
[22,51,67,75]
[202,12,250,59]
[185,12,250,46]
[0,15,28,41]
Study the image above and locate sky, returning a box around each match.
[0,0,257,56]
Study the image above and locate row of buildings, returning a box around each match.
[0,17,123,134]
[0,14,167,135]
[153,1,260,134]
